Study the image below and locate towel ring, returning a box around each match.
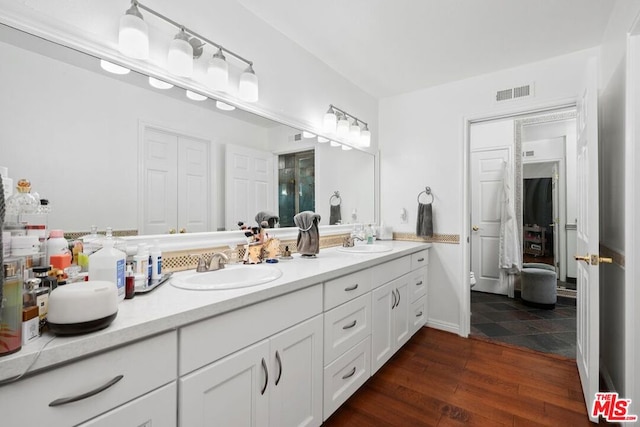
[330,191,342,206]
[417,186,434,204]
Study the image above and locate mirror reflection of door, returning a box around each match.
[278,150,315,227]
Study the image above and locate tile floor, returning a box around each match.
[470,291,577,358]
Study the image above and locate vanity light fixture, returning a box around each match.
[317,136,329,143]
[118,1,149,59]
[216,100,236,111]
[323,107,337,133]
[302,131,316,139]
[207,48,229,91]
[148,76,173,89]
[324,104,370,147]
[239,65,259,102]
[330,140,341,147]
[120,1,259,101]
[186,90,207,101]
[100,59,130,75]
[341,144,353,151]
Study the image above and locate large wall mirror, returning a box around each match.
[0,23,376,235]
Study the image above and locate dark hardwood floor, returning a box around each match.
[324,327,601,426]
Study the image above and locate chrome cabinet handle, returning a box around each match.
[342,320,357,330]
[416,281,423,286]
[49,375,124,407]
[391,289,397,308]
[396,289,401,307]
[261,358,268,395]
[344,284,359,291]
[342,367,356,380]
[416,311,423,317]
[417,257,425,262]
[275,351,282,386]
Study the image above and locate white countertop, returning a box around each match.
[0,241,430,383]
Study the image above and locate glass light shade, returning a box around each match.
[186,90,207,101]
[302,131,316,139]
[336,116,350,137]
[216,100,235,111]
[317,136,329,143]
[323,111,337,133]
[349,122,361,143]
[341,144,353,151]
[148,77,173,90]
[359,129,371,147]
[118,7,149,59]
[100,59,130,75]
[207,50,229,91]
[330,140,340,147]
[239,65,259,102]
[167,31,193,77]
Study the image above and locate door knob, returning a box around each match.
[472,225,479,231]
[574,255,590,263]
[179,228,187,234]
[169,228,176,234]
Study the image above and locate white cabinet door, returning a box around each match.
[180,340,270,427]
[371,281,394,374]
[371,275,411,374]
[78,382,177,427]
[141,126,210,235]
[269,315,323,427]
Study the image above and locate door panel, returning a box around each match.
[575,56,599,422]
[178,137,209,233]
[471,148,510,294]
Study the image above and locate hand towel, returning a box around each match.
[416,202,433,237]
[329,204,341,225]
[294,211,321,255]
[255,211,279,228]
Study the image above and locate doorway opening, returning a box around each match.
[468,107,578,358]
[277,150,315,227]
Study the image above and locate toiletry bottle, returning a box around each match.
[125,264,135,299]
[45,229,68,267]
[133,244,149,287]
[150,240,162,281]
[365,224,374,244]
[88,229,127,301]
[1,259,23,355]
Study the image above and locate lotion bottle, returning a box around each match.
[150,240,162,281]
[89,229,126,301]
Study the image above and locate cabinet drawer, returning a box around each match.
[410,296,427,336]
[180,284,322,375]
[324,269,371,310]
[1,331,177,427]
[370,256,411,289]
[323,293,371,365]
[323,336,371,421]
[79,382,177,427]
[408,267,427,303]
[411,250,429,271]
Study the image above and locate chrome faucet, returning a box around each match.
[193,252,230,272]
[342,235,365,247]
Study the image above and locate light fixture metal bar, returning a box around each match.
[135,0,253,66]
[329,104,368,127]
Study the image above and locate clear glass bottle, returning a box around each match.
[6,179,38,223]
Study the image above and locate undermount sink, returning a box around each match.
[171,264,282,290]
[337,244,392,254]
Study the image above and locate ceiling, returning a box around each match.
[237,0,615,98]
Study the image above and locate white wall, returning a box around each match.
[598,0,640,404]
[380,48,598,334]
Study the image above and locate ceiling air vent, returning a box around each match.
[495,83,534,103]
[288,133,303,142]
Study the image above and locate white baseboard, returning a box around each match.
[426,318,460,336]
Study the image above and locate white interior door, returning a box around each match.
[574,57,600,422]
[470,148,510,294]
[177,137,209,233]
[141,126,210,235]
[142,128,178,235]
[225,144,274,230]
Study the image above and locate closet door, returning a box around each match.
[141,126,210,235]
